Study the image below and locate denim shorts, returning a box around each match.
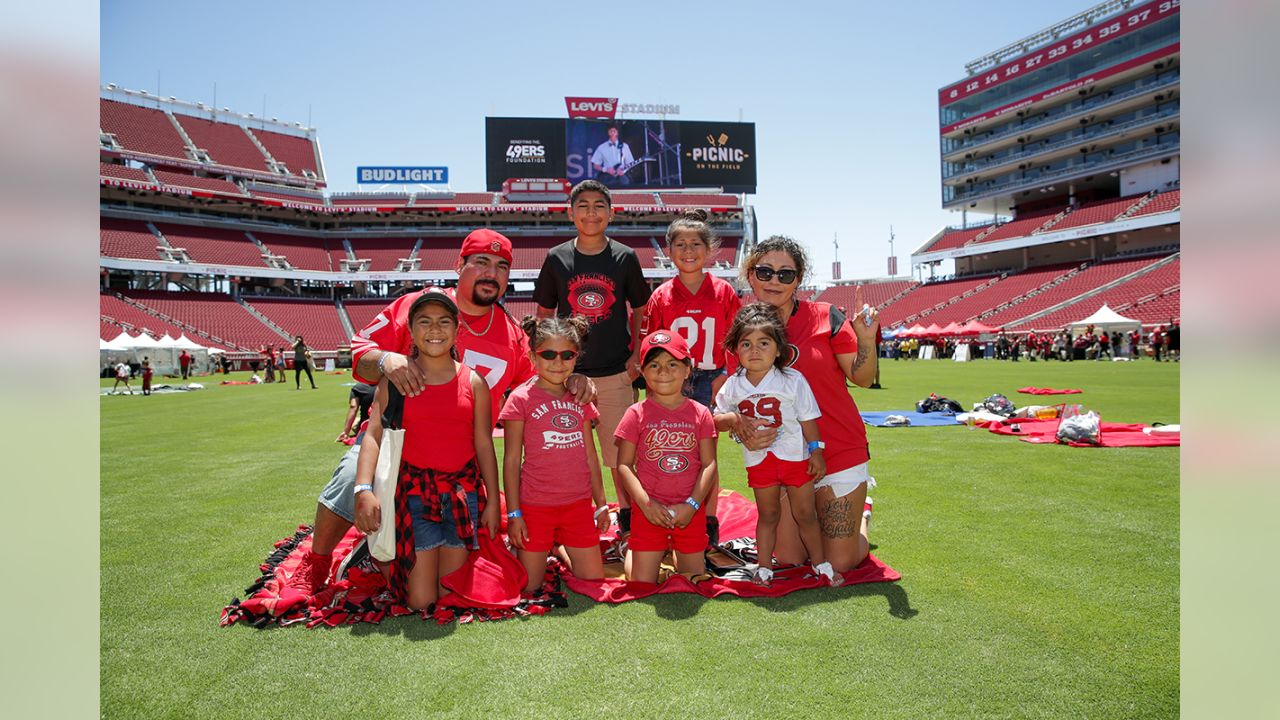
[686,368,721,408]
[318,443,361,523]
[406,491,480,552]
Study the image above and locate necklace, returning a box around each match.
[459,307,496,337]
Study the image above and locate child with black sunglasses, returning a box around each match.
[498,315,610,593]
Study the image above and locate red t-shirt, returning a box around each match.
[614,398,717,505]
[643,274,742,371]
[401,363,476,473]
[351,288,535,427]
[498,379,600,506]
[785,301,870,473]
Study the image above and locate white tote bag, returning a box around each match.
[368,428,405,561]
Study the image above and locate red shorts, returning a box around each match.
[522,497,599,552]
[630,504,707,554]
[746,452,813,489]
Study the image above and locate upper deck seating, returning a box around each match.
[100,99,188,159]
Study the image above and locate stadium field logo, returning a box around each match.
[687,132,750,169]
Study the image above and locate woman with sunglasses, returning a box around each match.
[499,315,610,593]
[734,236,879,575]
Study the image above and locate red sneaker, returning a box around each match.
[863,498,874,531]
[284,551,332,596]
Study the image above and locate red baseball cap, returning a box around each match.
[640,329,690,361]
[459,228,513,265]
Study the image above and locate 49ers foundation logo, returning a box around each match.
[567,274,616,323]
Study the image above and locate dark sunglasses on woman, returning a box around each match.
[536,349,578,361]
[752,266,799,284]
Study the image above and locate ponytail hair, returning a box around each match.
[520,314,591,353]
[665,208,720,251]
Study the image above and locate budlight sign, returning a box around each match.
[356,166,449,184]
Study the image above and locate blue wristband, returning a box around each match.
[684,497,701,511]
[807,440,825,453]
[506,509,522,519]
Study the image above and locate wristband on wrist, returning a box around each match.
[807,440,825,453]
[376,352,392,374]
[354,484,373,495]
[506,509,523,519]
[684,497,701,511]
[593,505,609,518]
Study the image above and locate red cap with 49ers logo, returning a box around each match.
[459,228,513,265]
[640,329,690,361]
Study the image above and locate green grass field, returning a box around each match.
[101,359,1179,719]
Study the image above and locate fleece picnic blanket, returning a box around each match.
[860,411,964,428]
[1017,386,1084,395]
[982,417,1180,447]
[221,491,898,628]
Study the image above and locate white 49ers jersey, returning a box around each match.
[714,367,821,466]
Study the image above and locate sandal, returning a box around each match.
[813,561,845,588]
[751,565,774,587]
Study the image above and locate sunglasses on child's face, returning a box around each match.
[536,350,578,361]
[752,266,798,284]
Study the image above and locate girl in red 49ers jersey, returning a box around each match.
[614,331,718,583]
[643,208,741,548]
[499,315,610,594]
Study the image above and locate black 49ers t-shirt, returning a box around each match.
[533,238,651,376]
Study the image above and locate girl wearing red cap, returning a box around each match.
[354,289,500,611]
[499,315,610,594]
[613,330,718,583]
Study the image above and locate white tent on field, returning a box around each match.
[1068,304,1141,336]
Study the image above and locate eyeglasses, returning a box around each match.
[752,266,799,284]
[536,350,579,361]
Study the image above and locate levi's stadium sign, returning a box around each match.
[565,97,617,120]
[357,166,449,184]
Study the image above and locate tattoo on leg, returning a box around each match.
[820,496,855,538]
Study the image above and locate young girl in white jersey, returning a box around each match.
[500,315,610,594]
[714,303,842,587]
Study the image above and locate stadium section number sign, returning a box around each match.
[357,166,449,184]
[486,117,756,194]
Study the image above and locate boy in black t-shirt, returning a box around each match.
[534,180,651,530]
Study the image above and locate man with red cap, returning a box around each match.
[286,229,595,596]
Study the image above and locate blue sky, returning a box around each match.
[101,0,1083,284]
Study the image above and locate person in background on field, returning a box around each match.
[179,349,191,379]
[112,360,133,395]
[1151,325,1165,362]
[642,208,740,546]
[263,346,276,383]
[500,315,609,594]
[1166,320,1179,362]
[293,336,317,390]
[141,357,153,396]
[276,347,287,382]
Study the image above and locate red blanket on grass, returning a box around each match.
[982,417,1180,447]
[221,491,898,628]
[1017,386,1083,395]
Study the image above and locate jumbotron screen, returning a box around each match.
[486,117,756,194]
